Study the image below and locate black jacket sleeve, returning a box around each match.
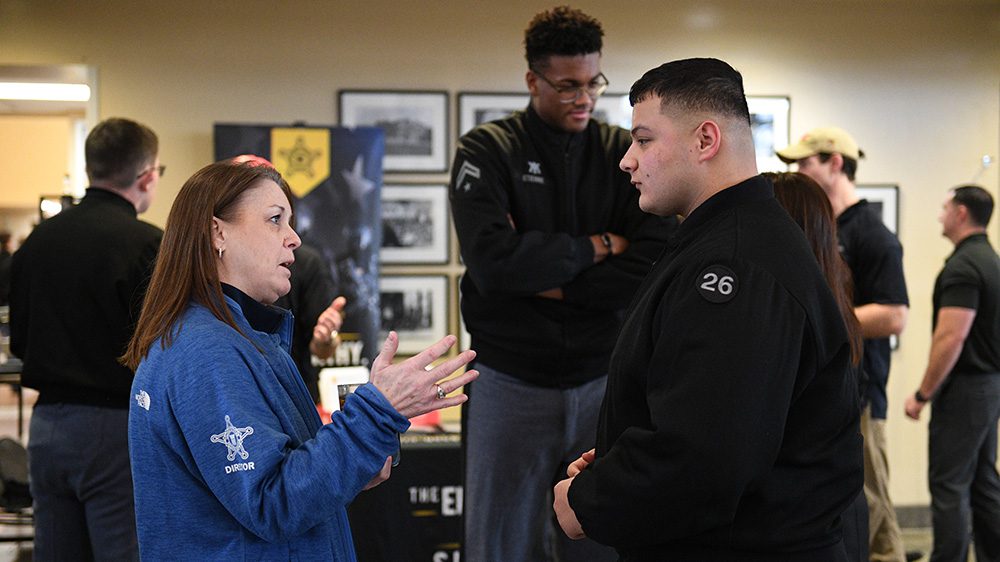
[562,214,674,311]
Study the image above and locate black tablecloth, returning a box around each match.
[349,433,461,562]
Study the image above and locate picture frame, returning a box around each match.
[856,184,900,234]
[380,184,450,264]
[457,92,527,137]
[457,91,634,137]
[338,90,449,172]
[746,96,791,173]
[379,275,448,355]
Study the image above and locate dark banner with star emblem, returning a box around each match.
[214,123,385,371]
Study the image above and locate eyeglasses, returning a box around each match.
[531,68,609,104]
[137,164,166,179]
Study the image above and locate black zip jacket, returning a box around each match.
[449,106,673,387]
[10,188,162,408]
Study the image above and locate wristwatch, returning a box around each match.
[914,389,930,403]
[600,233,613,255]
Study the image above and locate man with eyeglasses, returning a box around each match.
[449,6,672,561]
[10,117,163,561]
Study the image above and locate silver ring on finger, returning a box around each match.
[436,385,446,400]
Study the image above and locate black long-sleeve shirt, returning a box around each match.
[274,243,338,402]
[449,106,674,386]
[569,177,863,560]
[933,233,999,376]
[10,187,162,408]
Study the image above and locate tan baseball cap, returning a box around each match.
[776,126,865,164]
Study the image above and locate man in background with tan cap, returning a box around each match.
[779,127,910,562]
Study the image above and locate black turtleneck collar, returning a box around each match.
[837,199,870,226]
[675,175,773,239]
[955,232,989,251]
[221,283,285,334]
[82,186,138,217]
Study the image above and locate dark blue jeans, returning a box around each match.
[463,363,618,562]
[28,403,138,561]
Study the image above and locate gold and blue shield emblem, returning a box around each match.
[271,128,330,198]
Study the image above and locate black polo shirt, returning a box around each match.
[933,233,1000,375]
[837,200,909,419]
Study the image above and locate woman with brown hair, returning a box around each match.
[123,160,477,560]
[766,171,867,562]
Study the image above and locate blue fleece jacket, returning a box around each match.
[129,295,409,560]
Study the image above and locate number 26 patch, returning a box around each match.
[697,265,738,303]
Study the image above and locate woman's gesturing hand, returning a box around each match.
[369,332,478,419]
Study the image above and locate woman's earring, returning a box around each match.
[218,247,223,259]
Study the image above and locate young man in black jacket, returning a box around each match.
[10,118,162,561]
[554,58,863,561]
[449,6,672,561]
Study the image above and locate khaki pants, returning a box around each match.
[861,406,906,562]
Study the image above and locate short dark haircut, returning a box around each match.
[85,117,158,188]
[951,184,994,227]
[629,58,750,126]
[524,6,603,68]
[817,152,859,182]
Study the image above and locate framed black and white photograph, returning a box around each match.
[339,90,449,172]
[747,96,790,173]
[458,91,633,136]
[379,275,448,355]
[380,184,449,264]
[457,92,528,137]
[856,184,900,234]
[592,93,632,130]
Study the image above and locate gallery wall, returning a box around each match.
[1,0,998,506]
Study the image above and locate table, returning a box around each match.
[0,359,24,441]
[349,432,462,562]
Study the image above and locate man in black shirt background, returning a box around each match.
[779,126,910,562]
[275,242,345,403]
[904,185,999,562]
[10,118,163,561]
[227,155,346,405]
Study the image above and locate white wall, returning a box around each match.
[1,0,998,505]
